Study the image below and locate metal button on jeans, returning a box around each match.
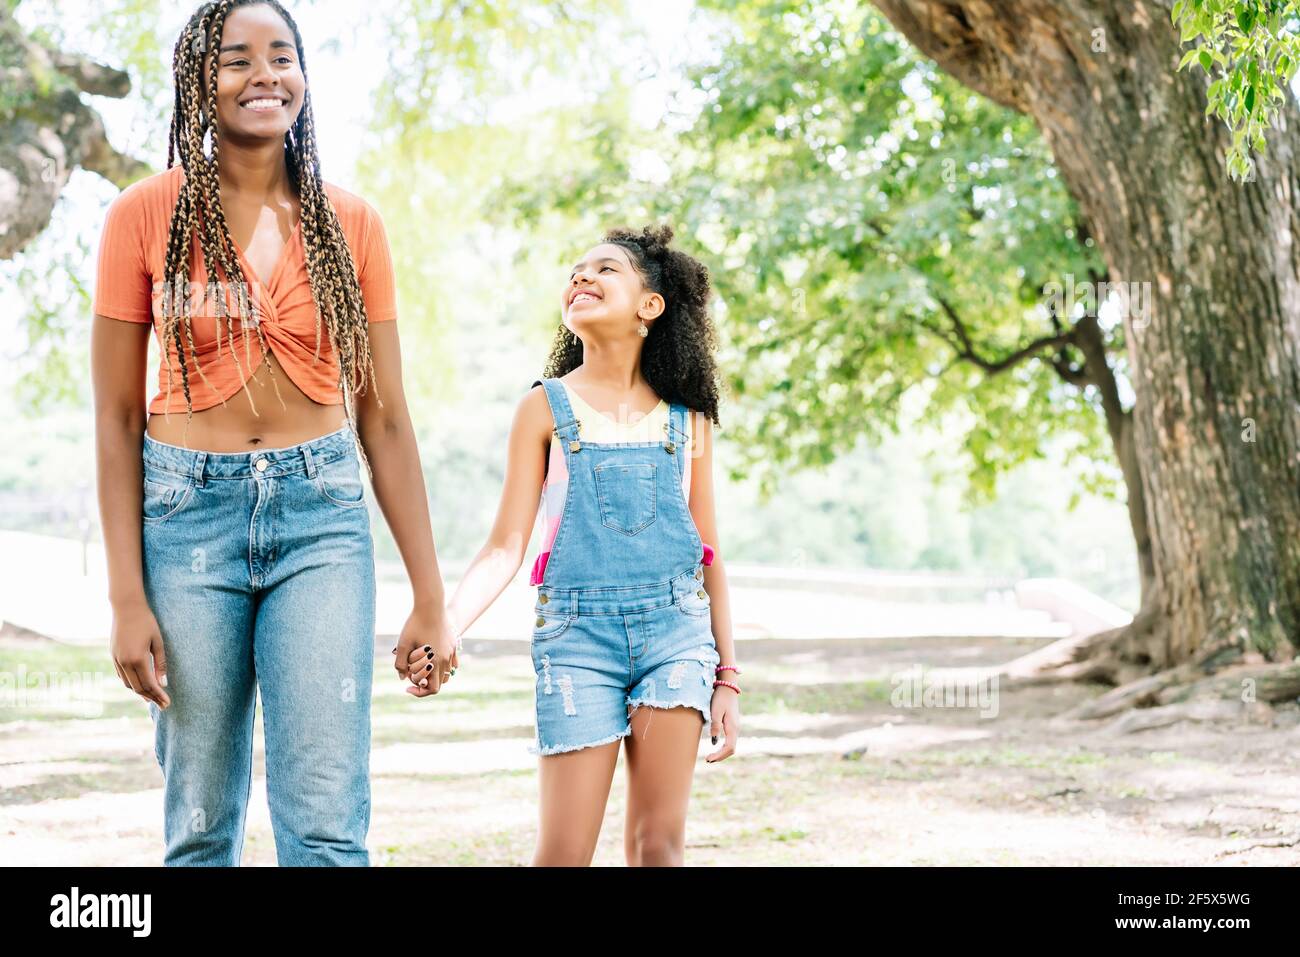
[538,594,549,604]
[697,589,707,599]
[536,617,546,627]
[695,569,703,580]
[254,458,268,472]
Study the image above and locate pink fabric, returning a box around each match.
[529,550,549,586]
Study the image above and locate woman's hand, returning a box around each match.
[110,597,171,709]
[705,685,740,762]
[392,602,459,698]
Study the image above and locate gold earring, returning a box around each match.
[638,320,649,338]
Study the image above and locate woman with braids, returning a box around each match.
[89,0,457,866]
[433,225,741,865]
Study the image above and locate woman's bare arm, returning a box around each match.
[443,386,551,638]
[353,321,458,690]
[91,313,170,708]
[354,321,446,613]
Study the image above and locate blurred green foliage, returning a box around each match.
[0,0,1139,609]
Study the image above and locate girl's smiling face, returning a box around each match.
[207,4,305,143]
[562,243,664,334]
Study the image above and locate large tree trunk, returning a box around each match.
[874,0,1300,696]
[0,4,148,259]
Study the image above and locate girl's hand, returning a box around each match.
[392,603,459,698]
[705,686,740,762]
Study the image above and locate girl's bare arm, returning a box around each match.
[688,413,736,666]
[444,387,551,637]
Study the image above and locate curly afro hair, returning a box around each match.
[543,224,722,424]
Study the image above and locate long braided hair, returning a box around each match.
[543,224,722,424]
[160,0,381,475]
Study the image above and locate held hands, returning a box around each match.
[392,601,460,698]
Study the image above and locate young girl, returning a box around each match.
[90,0,456,865]
[420,224,742,865]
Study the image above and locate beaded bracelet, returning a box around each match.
[713,679,741,694]
[715,664,742,676]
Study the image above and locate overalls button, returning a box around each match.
[695,569,703,580]
[697,589,707,599]
[538,594,549,604]
[535,617,546,628]
[254,458,268,472]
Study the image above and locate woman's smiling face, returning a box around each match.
[207,4,305,143]
[562,243,663,334]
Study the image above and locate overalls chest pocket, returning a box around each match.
[593,462,658,536]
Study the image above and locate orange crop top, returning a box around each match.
[93,164,397,414]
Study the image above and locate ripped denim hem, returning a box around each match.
[625,697,711,731]
[528,727,632,757]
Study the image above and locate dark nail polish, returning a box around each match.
[427,651,434,660]
[711,736,718,745]
[423,645,431,652]
[426,663,432,671]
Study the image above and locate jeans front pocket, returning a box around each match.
[142,469,196,524]
[594,462,657,536]
[315,453,366,508]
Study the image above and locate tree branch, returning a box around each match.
[872,0,1029,113]
[931,292,1074,375]
[0,18,151,256]
[49,50,132,98]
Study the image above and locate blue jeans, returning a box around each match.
[140,424,376,866]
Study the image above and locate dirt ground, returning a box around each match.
[1,628,1298,866]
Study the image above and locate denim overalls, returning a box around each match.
[528,378,720,755]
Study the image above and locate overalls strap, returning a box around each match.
[533,378,582,454]
[665,402,690,479]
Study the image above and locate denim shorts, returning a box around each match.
[528,565,721,755]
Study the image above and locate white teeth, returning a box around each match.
[572,292,598,304]
[243,99,283,109]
